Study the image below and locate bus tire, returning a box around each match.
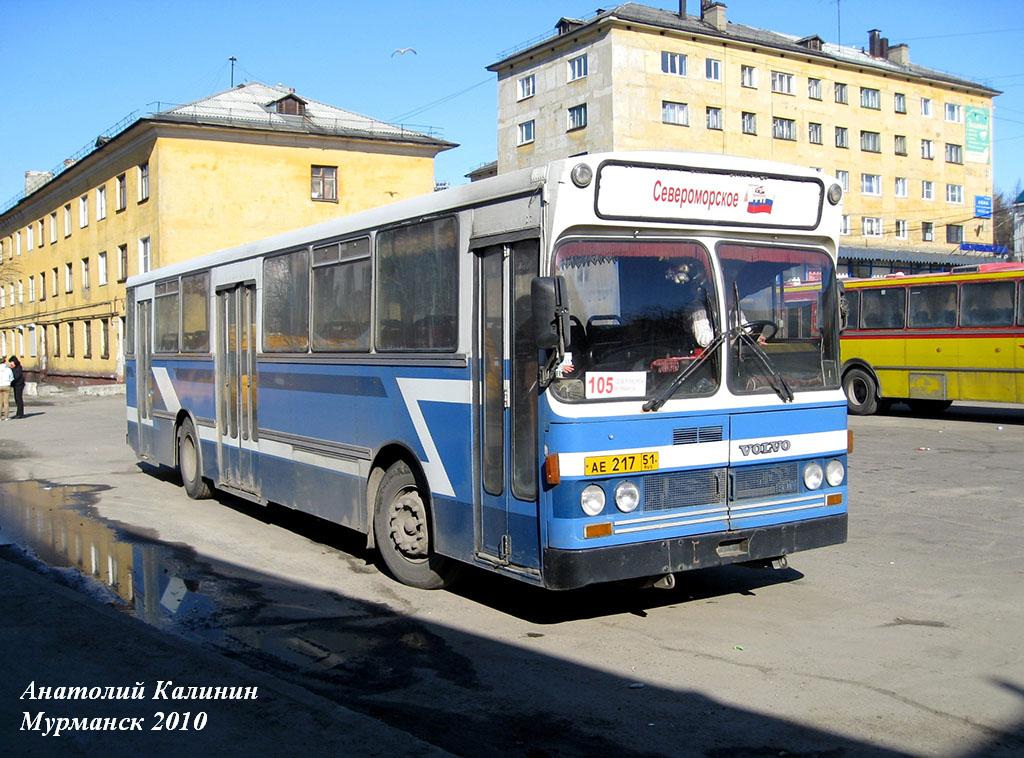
[177,418,212,500]
[843,367,879,416]
[373,461,458,590]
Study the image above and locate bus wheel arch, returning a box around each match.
[842,363,881,416]
[175,412,212,499]
[368,446,457,589]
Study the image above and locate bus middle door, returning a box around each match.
[475,241,541,570]
[215,283,259,495]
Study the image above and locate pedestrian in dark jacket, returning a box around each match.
[8,356,25,419]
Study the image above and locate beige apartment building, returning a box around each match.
[0,82,454,383]
[490,2,1000,274]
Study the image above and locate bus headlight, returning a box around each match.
[581,484,606,516]
[803,462,824,490]
[825,459,846,487]
[614,481,640,513]
[571,162,593,188]
[827,183,843,205]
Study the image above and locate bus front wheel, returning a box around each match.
[373,461,458,590]
[843,368,879,416]
[177,418,212,499]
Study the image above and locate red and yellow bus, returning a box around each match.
[839,262,1024,415]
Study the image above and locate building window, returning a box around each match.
[808,122,822,144]
[945,102,962,122]
[835,170,849,191]
[922,222,934,241]
[662,101,689,126]
[101,319,110,359]
[860,87,880,109]
[98,252,108,285]
[118,244,128,281]
[49,212,57,243]
[894,93,907,113]
[0,286,5,309]
[138,162,149,201]
[771,71,794,94]
[63,204,71,237]
[568,53,588,81]
[517,120,535,145]
[661,51,686,76]
[139,236,151,274]
[65,262,73,293]
[860,131,881,152]
[15,231,21,255]
[567,103,587,131]
[835,126,848,148]
[946,224,964,243]
[835,82,848,104]
[862,217,883,237]
[946,184,963,204]
[772,117,795,140]
[806,77,822,100]
[79,195,88,228]
[921,97,932,117]
[67,322,75,357]
[83,321,93,359]
[921,139,934,159]
[706,106,722,130]
[311,165,337,201]
[27,225,34,251]
[81,257,90,290]
[741,65,756,87]
[705,58,721,81]
[895,220,908,239]
[51,267,59,296]
[922,179,934,200]
[38,220,44,246]
[517,74,535,101]
[861,174,881,196]
[116,174,127,210]
[96,186,106,220]
[945,143,963,164]
[39,272,45,302]
[895,177,908,197]
[894,135,907,155]
[840,215,851,235]
[741,112,757,135]
[28,276,34,302]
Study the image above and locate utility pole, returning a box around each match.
[229,56,237,87]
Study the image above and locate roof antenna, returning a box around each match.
[229,56,238,87]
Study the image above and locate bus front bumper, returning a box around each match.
[541,513,847,590]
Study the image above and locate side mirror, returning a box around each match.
[531,276,569,350]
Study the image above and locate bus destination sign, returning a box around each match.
[595,163,824,229]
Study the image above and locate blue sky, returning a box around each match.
[2,0,1022,204]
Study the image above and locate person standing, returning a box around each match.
[0,357,12,421]
[9,356,24,419]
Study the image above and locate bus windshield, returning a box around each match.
[551,239,720,402]
[719,243,839,395]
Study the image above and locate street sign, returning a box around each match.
[975,195,993,219]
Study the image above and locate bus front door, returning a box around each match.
[136,299,154,460]
[476,241,540,569]
[216,283,259,494]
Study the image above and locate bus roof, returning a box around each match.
[843,262,1024,288]
[128,150,838,288]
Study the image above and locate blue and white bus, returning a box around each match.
[126,151,849,590]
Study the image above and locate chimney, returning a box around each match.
[678,0,686,18]
[701,1,727,32]
[880,37,889,59]
[887,43,910,66]
[868,29,881,57]
[24,170,53,195]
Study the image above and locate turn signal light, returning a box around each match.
[544,453,560,486]
[826,493,843,507]
[585,522,613,539]
[847,430,854,454]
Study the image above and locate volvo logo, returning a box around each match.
[739,440,791,456]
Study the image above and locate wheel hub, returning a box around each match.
[388,490,428,558]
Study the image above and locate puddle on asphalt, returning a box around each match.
[0,479,474,695]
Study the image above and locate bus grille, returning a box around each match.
[731,462,800,501]
[644,468,727,511]
[672,425,724,445]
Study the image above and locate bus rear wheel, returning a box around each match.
[843,367,879,416]
[373,461,458,590]
[177,418,211,499]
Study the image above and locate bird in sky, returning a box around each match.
[391,47,417,56]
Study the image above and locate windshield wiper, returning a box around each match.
[642,330,725,412]
[735,329,794,403]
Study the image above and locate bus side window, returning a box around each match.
[861,288,906,329]
[845,290,859,329]
[908,285,956,328]
[960,281,1015,327]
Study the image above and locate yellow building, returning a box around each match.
[0,82,454,383]
[490,2,999,274]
